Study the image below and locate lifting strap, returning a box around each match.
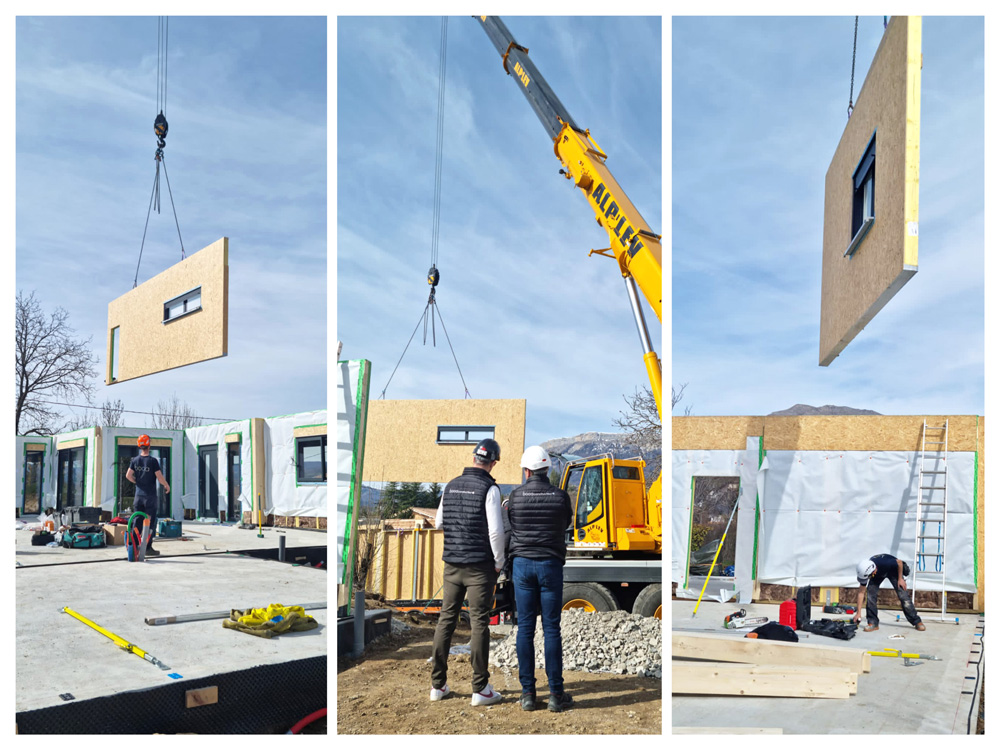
[133,16,186,288]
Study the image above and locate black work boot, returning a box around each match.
[520,692,536,711]
[548,692,574,713]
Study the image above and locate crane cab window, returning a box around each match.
[611,465,641,481]
[575,464,605,529]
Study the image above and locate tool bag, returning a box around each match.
[800,618,858,640]
[62,524,107,549]
[746,622,798,642]
[795,584,812,629]
[31,531,56,546]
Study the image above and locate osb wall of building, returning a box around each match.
[820,16,921,365]
[106,237,229,384]
[251,417,266,522]
[674,414,985,610]
[363,399,526,485]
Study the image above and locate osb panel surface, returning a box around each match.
[116,437,171,448]
[57,439,86,450]
[24,443,47,452]
[674,415,980,453]
[293,424,328,438]
[363,399,526,485]
[225,433,241,444]
[251,418,267,516]
[672,417,764,450]
[369,528,445,601]
[106,238,229,384]
[820,17,921,365]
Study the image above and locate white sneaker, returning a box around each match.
[430,685,450,701]
[471,684,502,706]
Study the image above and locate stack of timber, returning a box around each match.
[672,632,870,700]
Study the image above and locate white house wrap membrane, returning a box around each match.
[672,447,977,598]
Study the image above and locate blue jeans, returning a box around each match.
[512,556,564,695]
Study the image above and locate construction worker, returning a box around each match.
[506,445,574,713]
[430,438,505,706]
[854,553,925,632]
[125,435,170,558]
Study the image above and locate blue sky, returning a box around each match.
[337,16,662,446]
[673,16,985,416]
[15,16,326,429]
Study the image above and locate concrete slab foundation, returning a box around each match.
[16,522,327,732]
[672,599,983,734]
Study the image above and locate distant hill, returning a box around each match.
[768,404,882,416]
[541,431,655,460]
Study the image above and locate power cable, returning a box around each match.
[32,398,237,424]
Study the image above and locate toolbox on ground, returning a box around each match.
[62,525,106,549]
[158,519,182,538]
[63,505,102,525]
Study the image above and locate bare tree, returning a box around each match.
[149,394,203,430]
[672,382,693,416]
[101,398,126,427]
[15,291,98,435]
[613,385,662,488]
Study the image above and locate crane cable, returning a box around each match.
[847,16,890,120]
[133,16,186,289]
[380,17,471,401]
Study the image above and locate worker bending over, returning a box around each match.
[430,439,505,706]
[854,553,925,632]
[506,446,575,713]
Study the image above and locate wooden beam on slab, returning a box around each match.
[672,632,871,673]
[672,662,855,699]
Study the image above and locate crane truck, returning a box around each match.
[478,17,663,618]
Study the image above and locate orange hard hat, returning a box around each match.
[137,434,151,448]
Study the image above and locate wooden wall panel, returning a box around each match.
[363,399,526,485]
[106,238,228,384]
[820,17,921,366]
[672,416,764,450]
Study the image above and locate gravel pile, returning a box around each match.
[490,609,662,678]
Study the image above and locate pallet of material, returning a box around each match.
[672,631,871,673]
[672,661,857,699]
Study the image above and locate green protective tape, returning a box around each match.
[343,360,371,607]
[752,439,764,580]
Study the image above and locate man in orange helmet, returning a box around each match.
[125,434,170,557]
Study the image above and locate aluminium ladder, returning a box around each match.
[911,419,954,622]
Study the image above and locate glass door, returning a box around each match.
[23,450,44,515]
[199,445,219,518]
[227,443,241,522]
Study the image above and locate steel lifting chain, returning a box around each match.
[848,16,859,118]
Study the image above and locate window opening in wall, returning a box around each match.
[688,476,740,581]
[117,445,170,518]
[57,445,86,511]
[296,435,327,484]
[163,286,202,323]
[23,450,44,515]
[110,326,120,382]
[846,131,877,257]
[436,426,495,444]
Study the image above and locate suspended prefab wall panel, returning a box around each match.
[819,16,921,366]
[672,415,985,608]
[363,399,527,485]
[106,237,229,384]
[337,360,371,612]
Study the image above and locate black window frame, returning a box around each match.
[847,131,877,257]
[296,435,327,485]
[162,286,203,324]
[436,425,495,445]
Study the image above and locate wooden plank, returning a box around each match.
[673,662,853,699]
[674,728,784,735]
[672,632,870,673]
[185,686,218,708]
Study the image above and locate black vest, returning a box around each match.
[507,474,572,562]
[441,467,496,565]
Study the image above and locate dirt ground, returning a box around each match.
[337,614,661,735]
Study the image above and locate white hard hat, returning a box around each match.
[856,559,876,581]
[520,445,551,471]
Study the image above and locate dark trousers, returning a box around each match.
[431,561,497,693]
[132,497,158,549]
[867,575,921,626]
[512,556,565,695]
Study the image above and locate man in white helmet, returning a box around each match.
[854,553,925,632]
[506,445,574,713]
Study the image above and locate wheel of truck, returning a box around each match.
[632,584,662,619]
[561,583,618,613]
